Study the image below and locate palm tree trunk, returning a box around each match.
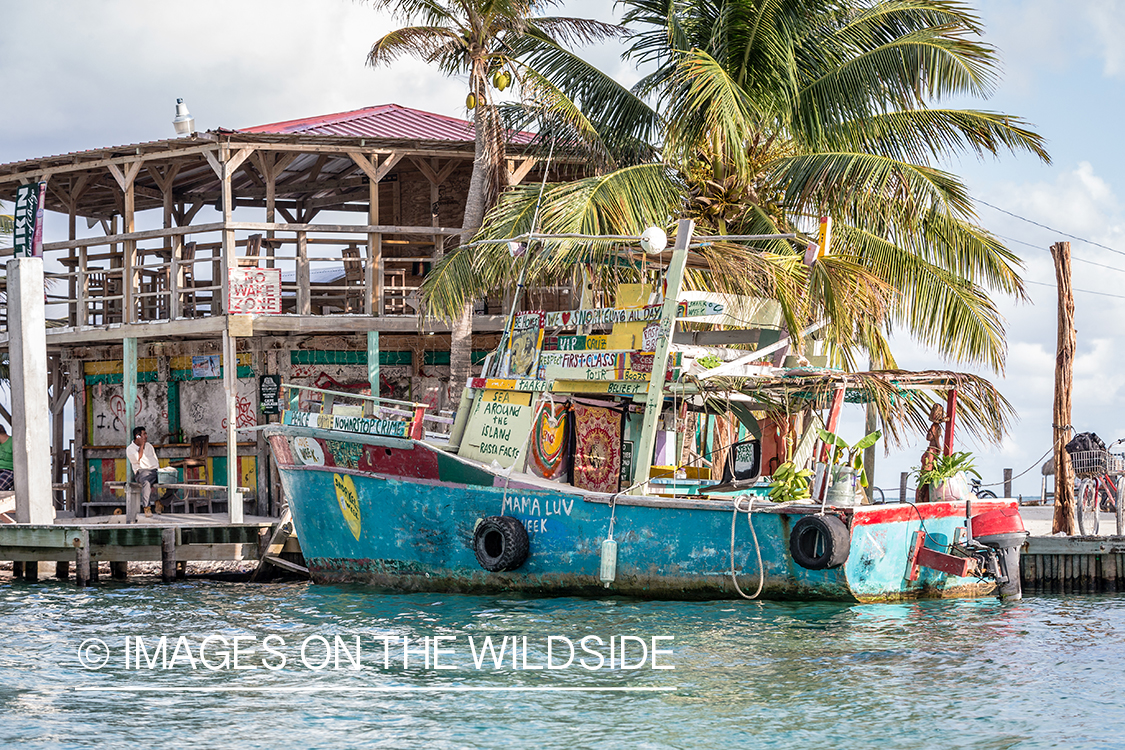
[450,79,495,407]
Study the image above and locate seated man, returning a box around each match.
[125,426,160,517]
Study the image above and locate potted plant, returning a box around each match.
[817,428,881,505]
[913,451,980,501]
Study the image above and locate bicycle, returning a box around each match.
[970,477,997,499]
[1071,439,1125,536]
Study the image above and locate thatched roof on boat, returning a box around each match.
[688,369,1013,447]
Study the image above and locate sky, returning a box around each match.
[2,0,1124,498]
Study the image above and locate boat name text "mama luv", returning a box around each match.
[501,494,574,535]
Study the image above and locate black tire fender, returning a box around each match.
[473,516,530,572]
[789,514,851,570]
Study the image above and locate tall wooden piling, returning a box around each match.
[1051,241,1077,534]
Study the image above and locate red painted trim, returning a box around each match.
[850,499,1017,526]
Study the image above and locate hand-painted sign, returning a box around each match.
[500,311,545,378]
[543,299,723,328]
[468,377,550,392]
[458,389,535,468]
[281,409,409,438]
[538,350,681,382]
[228,268,282,314]
[259,374,281,415]
[544,334,608,351]
[551,380,648,395]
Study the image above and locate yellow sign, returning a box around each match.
[333,473,362,540]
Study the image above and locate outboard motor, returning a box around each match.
[969,506,1029,601]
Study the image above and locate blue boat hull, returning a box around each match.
[267,427,1009,602]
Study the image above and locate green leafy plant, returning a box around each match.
[913,451,980,489]
[767,461,814,503]
[696,354,722,369]
[817,428,881,487]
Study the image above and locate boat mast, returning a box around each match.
[632,218,695,495]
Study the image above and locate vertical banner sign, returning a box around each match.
[31,182,47,257]
[13,183,38,257]
[259,374,281,415]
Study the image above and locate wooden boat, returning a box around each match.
[264,220,1028,601]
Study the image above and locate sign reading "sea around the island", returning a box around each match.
[457,389,535,468]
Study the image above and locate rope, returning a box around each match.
[730,496,764,599]
[974,444,1057,487]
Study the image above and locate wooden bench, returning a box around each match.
[105,481,251,522]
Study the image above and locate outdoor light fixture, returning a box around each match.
[640,226,667,255]
[172,98,195,136]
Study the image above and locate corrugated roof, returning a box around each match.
[238,103,534,144]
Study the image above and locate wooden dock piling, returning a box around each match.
[161,528,176,583]
[75,528,89,587]
[1021,536,1125,594]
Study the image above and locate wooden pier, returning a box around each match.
[0,514,299,585]
[1021,536,1125,595]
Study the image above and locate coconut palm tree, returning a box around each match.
[421,0,1049,373]
[365,0,623,398]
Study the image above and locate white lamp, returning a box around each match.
[172,98,195,136]
[640,226,667,255]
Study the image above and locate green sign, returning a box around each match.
[12,183,38,257]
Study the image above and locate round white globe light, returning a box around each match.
[640,226,667,255]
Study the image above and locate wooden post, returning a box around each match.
[634,219,694,494]
[75,528,89,587]
[12,561,23,579]
[296,231,310,315]
[253,341,269,517]
[1004,468,1013,498]
[368,158,381,315]
[942,388,958,456]
[8,257,53,524]
[55,561,69,580]
[161,527,176,583]
[900,471,908,504]
[864,399,877,492]
[1051,241,1077,535]
[368,332,380,408]
[111,561,128,580]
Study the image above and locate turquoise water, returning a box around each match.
[1,579,1123,749]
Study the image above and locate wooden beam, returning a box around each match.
[507,157,538,186]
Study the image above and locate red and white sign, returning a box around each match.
[228,268,282,314]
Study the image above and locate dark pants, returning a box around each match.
[0,470,12,492]
[135,469,158,508]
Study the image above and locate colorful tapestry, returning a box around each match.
[573,403,622,493]
[530,401,569,480]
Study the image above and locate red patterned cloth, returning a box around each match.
[572,403,622,493]
[530,401,569,481]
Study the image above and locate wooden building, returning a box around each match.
[0,103,578,521]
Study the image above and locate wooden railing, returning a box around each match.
[28,221,463,327]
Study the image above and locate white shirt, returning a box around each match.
[126,441,159,473]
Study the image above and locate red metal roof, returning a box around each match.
[238,103,534,144]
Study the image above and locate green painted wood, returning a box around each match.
[167,381,180,441]
[0,526,81,548]
[88,527,165,547]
